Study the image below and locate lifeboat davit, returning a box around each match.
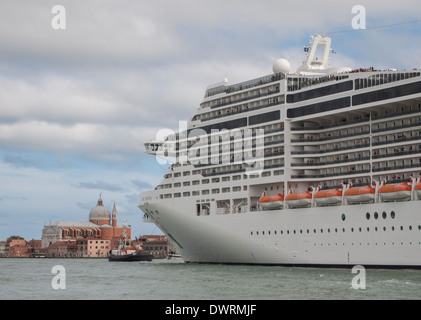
[285,191,312,208]
[314,188,342,206]
[344,185,375,204]
[258,193,284,209]
[414,182,421,198]
[378,182,411,202]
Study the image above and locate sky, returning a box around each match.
[0,0,421,240]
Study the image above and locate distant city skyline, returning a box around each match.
[1,0,421,240]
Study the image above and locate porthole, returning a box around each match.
[391,211,396,219]
[409,226,413,231]
[366,212,370,220]
[382,211,387,219]
[341,213,346,221]
[374,212,379,219]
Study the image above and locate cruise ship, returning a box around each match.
[138,34,421,268]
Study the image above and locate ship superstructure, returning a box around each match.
[139,34,421,268]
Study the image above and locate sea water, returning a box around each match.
[1,258,421,300]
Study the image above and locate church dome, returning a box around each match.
[89,195,111,222]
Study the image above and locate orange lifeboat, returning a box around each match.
[285,191,312,208]
[314,188,342,206]
[258,193,284,210]
[344,185,375,204]
[378,182,411,202]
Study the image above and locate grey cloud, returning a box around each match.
[3,154,43,169]
[0,195,28,201]
[73,180,124,192]
[131,179,153,190]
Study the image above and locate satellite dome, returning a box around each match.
[272,58,291,74]
[89,195,111,222]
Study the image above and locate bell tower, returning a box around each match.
[112,203,117,228]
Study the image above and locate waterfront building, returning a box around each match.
[8,237,31,258]
[46,240,77,258]
[76,238,112,258]
[0,241,7,257]
[139,235,169,259]
[132,235,180,259]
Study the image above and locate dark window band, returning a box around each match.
[353,81,421,106]
[287,97,351,118]
[287,81,353,103]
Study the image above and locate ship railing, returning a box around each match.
[193,151,284,169]
[291,156,370,167]
[206,72,285,98]
[208,89,280,109]
[290,118,369,131]
[201,163,284,177]
[142,214,154,223]
[200,100,283,122]
[373,148,421,159]
[287,74,349,92]
[291,130,370,143]
[371,107,421,122]
[291,168,370,179]
[372,135,421,146]
[371,120,421,133]
[291,143,370,155]
[372,163,421,172]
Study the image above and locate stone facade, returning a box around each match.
[41,195,131,255]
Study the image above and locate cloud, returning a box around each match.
[1,1,421,166]
[73,180,124,192]
[0,195,28,202]
[3,154,44,169]
[131,179,153,190]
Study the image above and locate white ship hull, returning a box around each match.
[139,196,421,268]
